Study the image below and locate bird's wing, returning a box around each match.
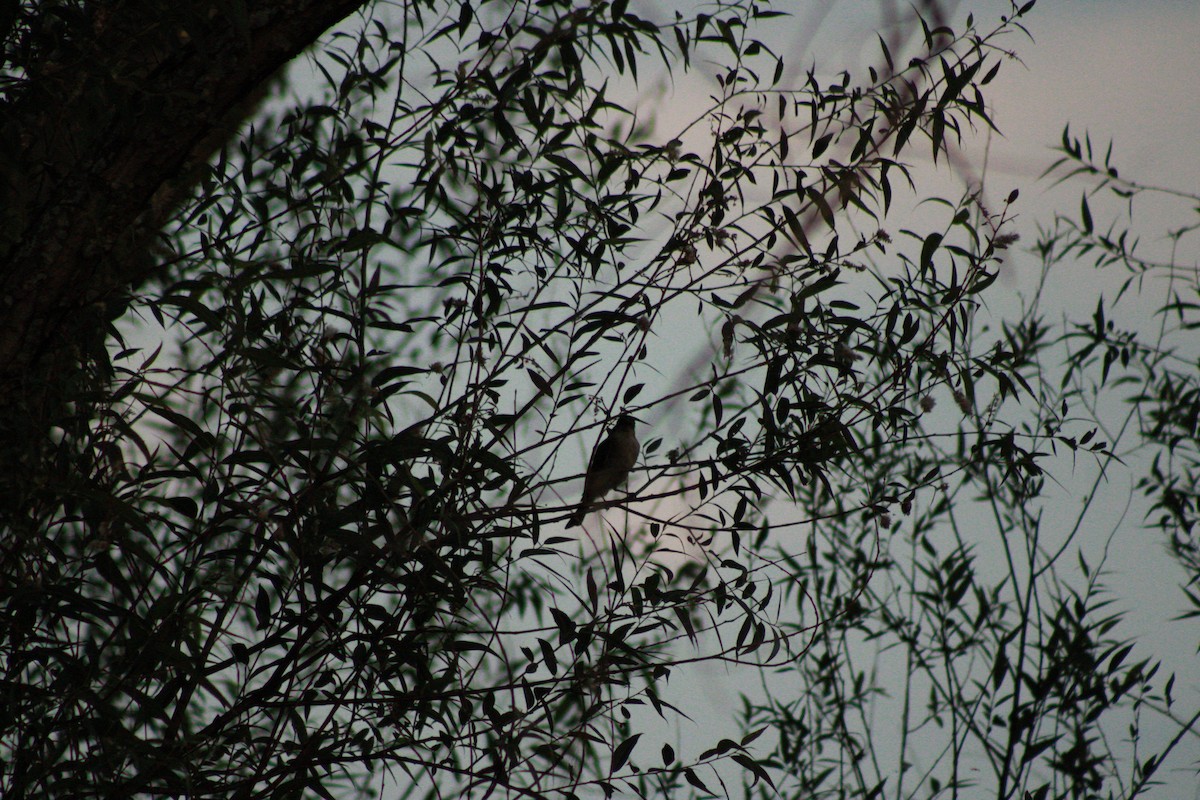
[588,433,616,474]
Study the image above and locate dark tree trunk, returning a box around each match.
[0,0,371,507]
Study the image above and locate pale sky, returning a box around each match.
[625,2,1200,796]
[256,2,1200,795]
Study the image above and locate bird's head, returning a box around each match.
[613,414,636,431]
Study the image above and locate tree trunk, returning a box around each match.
[0,0,371,500]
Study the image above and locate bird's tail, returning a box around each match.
[566,507,584,527]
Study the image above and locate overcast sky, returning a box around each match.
[628,2,1200,794]
[282,3,1200,795]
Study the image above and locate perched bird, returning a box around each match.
[566,415,639,527]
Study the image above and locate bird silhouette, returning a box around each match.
[566,415,639,527]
